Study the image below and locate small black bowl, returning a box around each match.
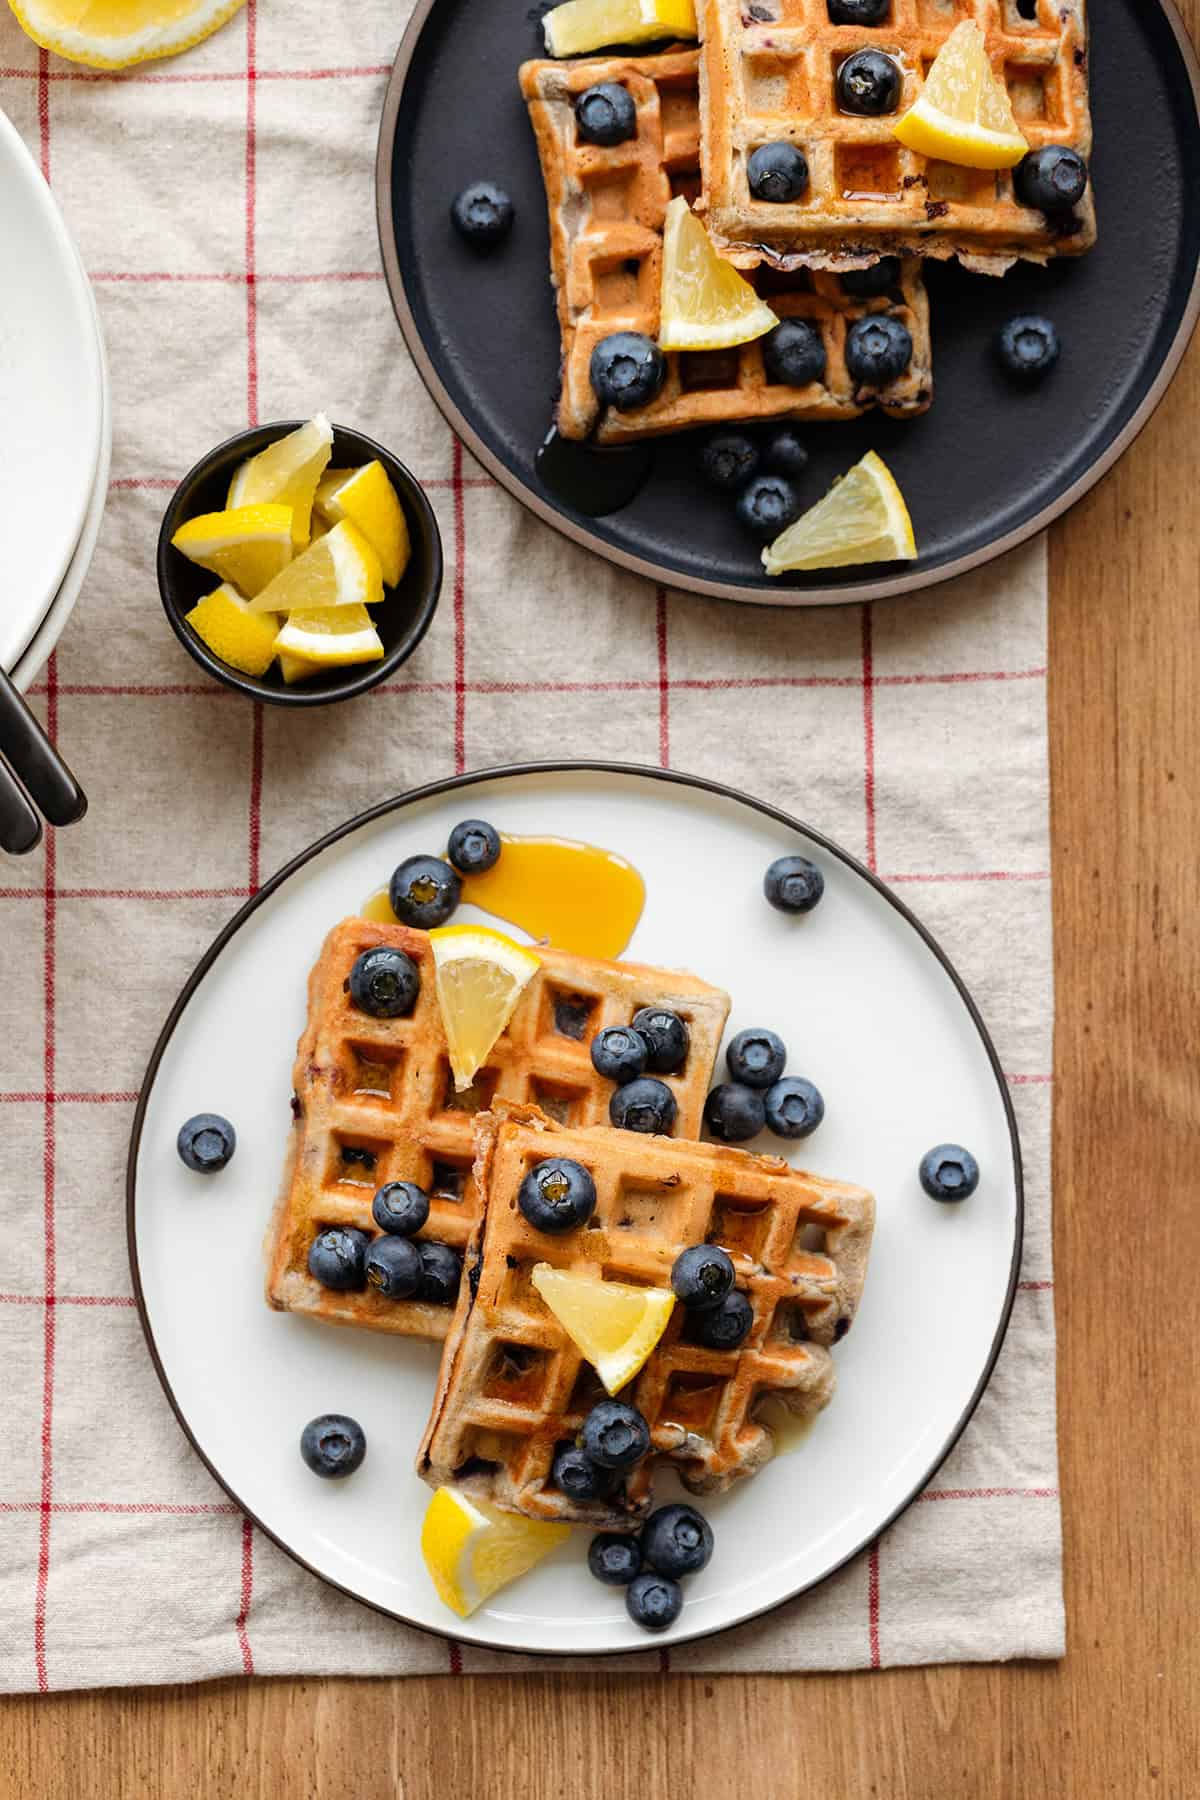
[158,420,442,706]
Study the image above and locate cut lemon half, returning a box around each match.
[247,520,382,615]
[227,414,334,547]
[171,503,293,599]
[6,0,245,68]
[271,602,384,669]
[531,1264,675,1395]
[315,462,410,589]
[428,925,541,1090]
[421,1487,569,1619]
[893,21,1028,170]
[659,196,777,353]
[762,450,916,575]
[185,583,280,678]
[542,0,696,58]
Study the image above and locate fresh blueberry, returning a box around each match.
[699,431,760,492]
[575,81,637,146]
[764,853,825,913]
[836,48,901,116]
[691,1288,754,1350]
[735,474,802,541]
[588,1532,643,1585]
[518,1157,597,1233]
[827,0,890,23]
[307,1227,369,1292]
[446,818,501,875]
[364,1234,422,1300]
[671,1243,735,1311]
[840,256,901,297]
[1013,145,1089,214]
[176,1113,236,1173]
[580,1400,651,1471]
[762,319,827,387]
[417,1239,463,1303]
[640,1503,714,1578]
[388,854,461,928]
[590,332,667,411]
[347,944,421,1018]
[450,181,515,248]
[300,1413,366,1480]
[371,1180,431,1237]
[590,1024,649,1085]
[845,313,913,384]
[995,315,1060,382]
[919,1144,980,1203]
[763,428,808,477]
[626,1570,683,1632]
[551,1444,611,1502]
[726,1028,787,1089]
[763,1076,825,1139]
[703,1082,766,1143]
[609,1077,677,1135]
[630,1006,689,1074]
[747,142,809,204]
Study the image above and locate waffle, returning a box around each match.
[265,918,730,1342]
[417,1104,875,1526]
[519,48,932,441]
[696,0,1095,276]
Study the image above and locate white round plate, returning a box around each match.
[129,765,1021,1656]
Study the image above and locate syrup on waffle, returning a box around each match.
[417,1104,875,1526]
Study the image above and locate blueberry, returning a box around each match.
[176,1112,236,1173]
[579,1399,651,1471]
[640,1503,714,1578]
[590,332,667,411]
[1013,145,1089,215]
[347,944,421,1018]
[747,142,809,204]
[300,1413,366,1480]
[703,1082,766,1143]
[588,1532,643,1585]
[699,431,760,492]
[630,1006,689,1074]
[836,48,901,116]
[307,1227,369,1291]
[388,854,461,929]
[763,1076,824,1139]
[762,319,826,387]
[763,428,808,477]
[840,257,901,297]
[552,1444,611,1501]
[518,1157,597,1233]
[764,853,825,913]
[446,818,501,875]
[417,1239,463,1303]
[364,1234,422,1300]
[609,1077,677,1135]
[735,474,802,541]
[626,1570,683,1632]
[575,81,637,147]
[995,315,1060,383]
[845,313,913,384]
[450,181,515,248]
[919,1144,980,1203]
[590,1024,649,1085]
[726,1028,787,1089]
[691,1288,754,1350]
[671,1243,735,1311]
[827,0,890,22]
[371,1180,431,1237]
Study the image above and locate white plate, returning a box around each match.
[0,106,104,672]
[129,766,1021,1656]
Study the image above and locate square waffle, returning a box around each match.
[696,0,1095,275]
[417,1104,875,1526]
[265,919,730,1342]
[519,47,932,441]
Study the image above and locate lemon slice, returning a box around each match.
[227,414,334,547]
[531,1264,675,1395]
[542,0,696,58]
[315,462,411,589]
[247,521,382,615]
[171,503,293,600]
[893,21,1028,170]
[271,603,384,669]
[658,197,778,353]
[428,926,541,1091]
[421,1487,569,1619]
[277,652,323,685]
[7,0,245,68]
[762,450,917,575]
[185,583,281,678]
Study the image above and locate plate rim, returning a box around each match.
[374,0,1200,609]
[125,759,1026,1657]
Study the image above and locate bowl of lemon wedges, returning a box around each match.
[158,415,443,706]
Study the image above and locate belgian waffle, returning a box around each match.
[417,1104,875,1526]
[265,919,730,1342]
[696,0,1095,275]
[519,48,932,441]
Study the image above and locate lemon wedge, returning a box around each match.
[278,652,323,685]
[6,0,245,68]
[542,0,695,58]
[315,462,411,589]
[271,603,384,669]
[762,450,916,575]
[171,503,293,599]
[893,21,1028,170]
[421,1487,569,1619]
[658,197,777,353]
[247,520,382,615]
[185,583,281,678]
[428,926,540,1091]
[531,1264,674,1395]
[227,414,334,547]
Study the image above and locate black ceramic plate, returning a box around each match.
[377,0,1200,605]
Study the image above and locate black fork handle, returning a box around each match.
[0,663,86,843]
